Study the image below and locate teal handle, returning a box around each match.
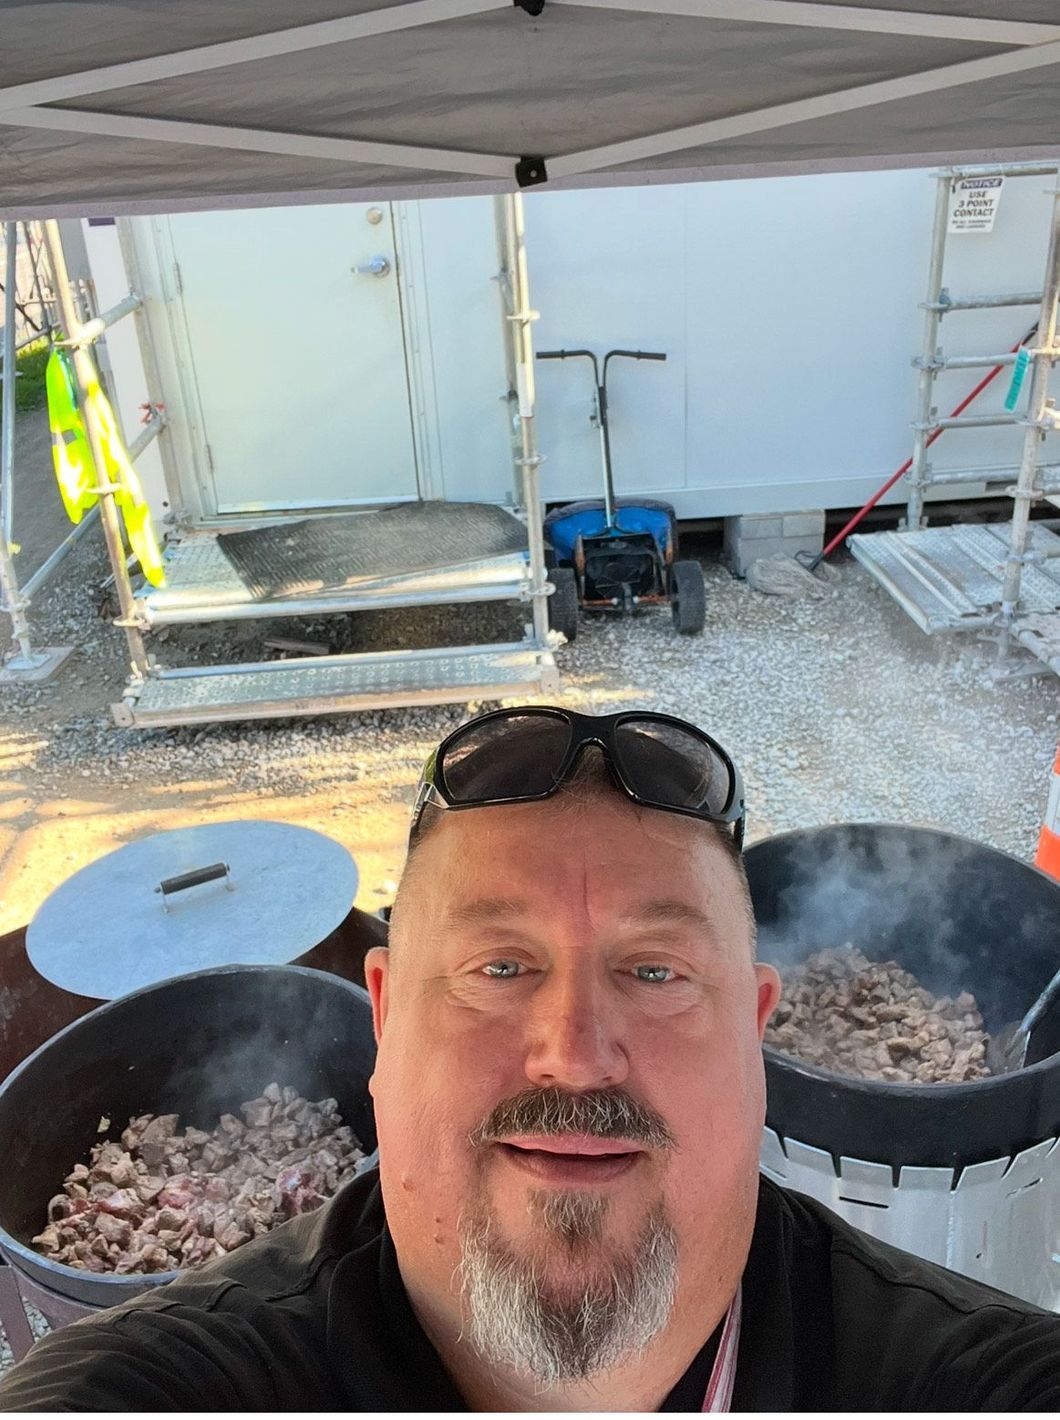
[1005,348,1030,412]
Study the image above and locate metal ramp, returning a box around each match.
[849,521,1060,635]
[115,643,558,728]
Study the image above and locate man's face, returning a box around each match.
[365,791,780,1378]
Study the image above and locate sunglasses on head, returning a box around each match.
[409,707,745,850]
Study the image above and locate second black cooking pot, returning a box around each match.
[0,964,377,1307]
[746,823,1060,1171]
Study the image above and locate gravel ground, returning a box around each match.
[2,522,1057,927]
[1,518,1058,1367]
[0,1301,48,1377]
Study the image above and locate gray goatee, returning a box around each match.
[460,1193,679,1383]
[461,1085,679,1382]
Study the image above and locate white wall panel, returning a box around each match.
[411,196,514,504]
[523,167,1059,515]
[116,165,1060,522]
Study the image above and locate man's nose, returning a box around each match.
[523,965,629,1091]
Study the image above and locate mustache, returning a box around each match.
[469,1087,676,1150]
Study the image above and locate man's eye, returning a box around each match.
[483,961,522,979]
[634,965,674,984]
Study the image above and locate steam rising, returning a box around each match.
[750,824,1060,1043]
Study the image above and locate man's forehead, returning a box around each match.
[394,805,754,960]
[424,790,713,854]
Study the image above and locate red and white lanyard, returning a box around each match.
[701,1282,742,1413]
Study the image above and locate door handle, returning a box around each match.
[353,256,391,278]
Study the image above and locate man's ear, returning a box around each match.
[755,963,783,1042]
[364,946,390,1044]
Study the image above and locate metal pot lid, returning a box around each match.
[27,820,359,1000]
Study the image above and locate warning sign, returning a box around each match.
[947,176,1004,234]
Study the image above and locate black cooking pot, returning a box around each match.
[0,964,377,1307]
[746,823,1060,1171]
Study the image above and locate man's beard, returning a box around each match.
[459,1088,679,1385]
[460,1191,678,1383]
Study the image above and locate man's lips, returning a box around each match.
[492,1134,645,1184]
[499,1134,642,1156]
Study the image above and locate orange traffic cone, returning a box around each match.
[1035,743,1060,881]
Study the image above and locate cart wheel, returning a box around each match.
[547,567,579,643]
[670,560,706,635]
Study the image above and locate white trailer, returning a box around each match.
[111,165,1060,527]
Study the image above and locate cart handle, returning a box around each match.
[538,349,601,385]
[537,349,666,361]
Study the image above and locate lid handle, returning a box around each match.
[155,862,232,912]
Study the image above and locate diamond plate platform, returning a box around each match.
[849,521,1060,634]
[116,643,559,728]
[217,503,529,598]
[140,529,530,626]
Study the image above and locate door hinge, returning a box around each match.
[203,443,215,474]
[172,261,184,296]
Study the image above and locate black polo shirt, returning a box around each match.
[2,1169,1059,1411]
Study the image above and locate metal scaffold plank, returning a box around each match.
[117,644,559,728]
[848,522,1060,635]
[139,535,531,624]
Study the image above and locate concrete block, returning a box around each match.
[723,508,825,578]
[732,535,802,566]
[782,511,826,539]
[733,514,784,538]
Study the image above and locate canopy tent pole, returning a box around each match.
[42,220,149,679]
[499,193,550,647]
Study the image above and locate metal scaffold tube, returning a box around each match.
[499,192,550,647]
[998,191,1060,661]
[905,171,952,530]
[42,219,149,678]
[0,221,37,666]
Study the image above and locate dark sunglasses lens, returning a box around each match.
[613,719,732,815]
[440,712,572,801]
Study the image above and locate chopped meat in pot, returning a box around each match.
[33,1085,365,1274]
[764,945,992,1084]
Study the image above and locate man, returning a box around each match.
[1,706,1059,1410]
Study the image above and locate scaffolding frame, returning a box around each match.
[0,221,92,681]
[905,163,1060,533]
[15,201,557,724]
[851,161,1060,678]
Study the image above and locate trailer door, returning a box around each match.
[166,204,419,513]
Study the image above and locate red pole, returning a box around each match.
[809,323,1039,571]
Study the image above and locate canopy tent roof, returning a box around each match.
[2,0,1060,217]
